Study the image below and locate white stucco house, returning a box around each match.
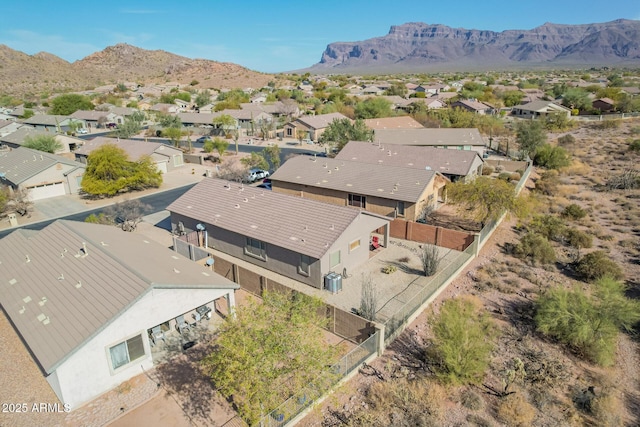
[0,220,239,410]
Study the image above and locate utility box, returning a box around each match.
[8,213,17,227]
[324,272,343,294]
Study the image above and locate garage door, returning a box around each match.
[156,161,168,174]
[27,182,66,201]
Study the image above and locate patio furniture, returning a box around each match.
[176,315,190,334]
[370,236,381,250]
[196,305,212,320]
[150,326,165,345]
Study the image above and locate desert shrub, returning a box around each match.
[355,379,445,426]
[630,126,640,135]
[533,144,571,169]
[358,275,378,321]
[593,119,621,130]
[496,393,536,427]
[564,228,593,261]
[591,393,624,427]
[429,296,497,385]
[460,389,484,411]
[529,214,566,241]
[481,165,494,175]
[498,172,512,181]
[574,250,624,281]
[533,170,560,195]
[466,414,494,427]
[513,233,556,265]
[561,203,587,220]
[629,139,640,152]
[557,134,576,146]
[381,265,397,274]
[535,277,640,366]
[421,244,443,276]
[510,172,521,181]
[605,168,640,190]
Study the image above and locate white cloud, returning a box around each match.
[0,30,100,62]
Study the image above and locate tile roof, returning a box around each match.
[74,137,172,161]
[0,126,51,145]
[295,112,349,129]
[177,112,217,124]
[335,141,481,176]
[363,116,423,130]
[23,115,71,126]
[515,100,571,112]
[167,178,372,259]
[0,147,84,185]
[270,155,438,203]
[69,110,110,121]
[0,220,239,373]
[373,128,485,147]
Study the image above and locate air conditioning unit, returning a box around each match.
[324,272,342,294]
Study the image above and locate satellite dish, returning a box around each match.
[196,223,205,231]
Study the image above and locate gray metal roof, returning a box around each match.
[23,115,71,126]
[0,220,239,374]
[335,141,482,177]
[74,137,178,161]
[167,178,380,259]
[177,112,217,124]
[69,110,110,121]
[515,100,571,112]
[373,128,485,147]
[0,147,84,185]
[270,155,438,203]
[0,127,51,145]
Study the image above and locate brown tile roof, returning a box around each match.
[74,137,174,161]
[363,116,423,130]
[373,128,485,147]
[0,147,84,185]
[69,110,110,121]
[271,155,438,203]
[167,178,374,259]
[0,220,238,374]
[294,112,349,130]
[335,141,481,177]
[23,115,71,126]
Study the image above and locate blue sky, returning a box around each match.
[1,1,638,73]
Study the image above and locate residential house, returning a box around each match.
[511,100,572,119]
[74,137,183,174]
[362,85,384,96]
[433,92,458,103]
[0,147,85,200]
[520,88,546,103]
[373,128,487,155]
[335,141,483,182]
[22,115,78,133]
[250,94,267,104]
[0,127,81,153]
[270,155,449,222]
[450,99,496,115]
[177,112,218,128]
[240,101,301,119]
[363,116,423,130]
[150,103,181,115]
[0,220,239,410]
[592,98,616,113]
[0,120,25,138]
[167,178,390,289]
[620,86,640,96]
[417,84,449,95]
[174,99,190,110]
[283,112,349,141]
[70,110,123,129]
[218,109,274,131]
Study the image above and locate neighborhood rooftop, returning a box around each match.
[75,136,165,160]
[295,112,348,129]
[0,220,238,374]
[270,155,438,203]
[373,128,485,146]
[0,147,83,185]
[167,178,373,259]
[335,140,482,176]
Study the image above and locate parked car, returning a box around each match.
[105,123,117,129]
[246,169,270,183]
[196,136,211,144]
[77,128,88,134]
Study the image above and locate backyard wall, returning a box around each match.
[382,219,475,251]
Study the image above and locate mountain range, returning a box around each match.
[310,19,640,73]
[0,43,273,97]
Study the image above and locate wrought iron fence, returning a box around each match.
[255,331,379,427]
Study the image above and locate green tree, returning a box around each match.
[501,90,525,107]
[20,109,34,119]
[446,177,517,226]
[202,291,339,424]
[535,277,640,366]
[115,115,144,139]
[533,144,571,169]
[80,144,162,197]
[354,97,393,119]
[162,126,185,148]
[23,134,62,154]
[562,88,592,112]
[515,120,547,158]
[50,94,94,115]
[212,114,237,137]
[430,296,497,384]
[212,137,229,159]
[156,113,182,129]
[318,118,373,151]
[0,186,9,216]
[262,144,281,170]
[512,232,556,265]
[240,152,269,170]
[575,251,624,282]
[195,90,211,107]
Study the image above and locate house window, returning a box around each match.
[245,237,267,261]
[298,254,312,276]
[330,250,341,268]
[173,155,183,166]
[348,194,366,208]
[109,334,145,371]
[286,127,293,137]
[397,201,405,217]
[349,239,360,252]
[463,145,472,151]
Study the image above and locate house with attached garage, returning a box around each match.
[270,155,449,222]
[1,127,82,153]
[22,115,82,133]
[511,100,572,119]
[283,112,349,142]
[335,141,484,183]
[373,128,487,155]
[0,220,239,410]
[74,137,184,174]
[70,110,123,129]
[0,147,85,200]
[167,178,390,289]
